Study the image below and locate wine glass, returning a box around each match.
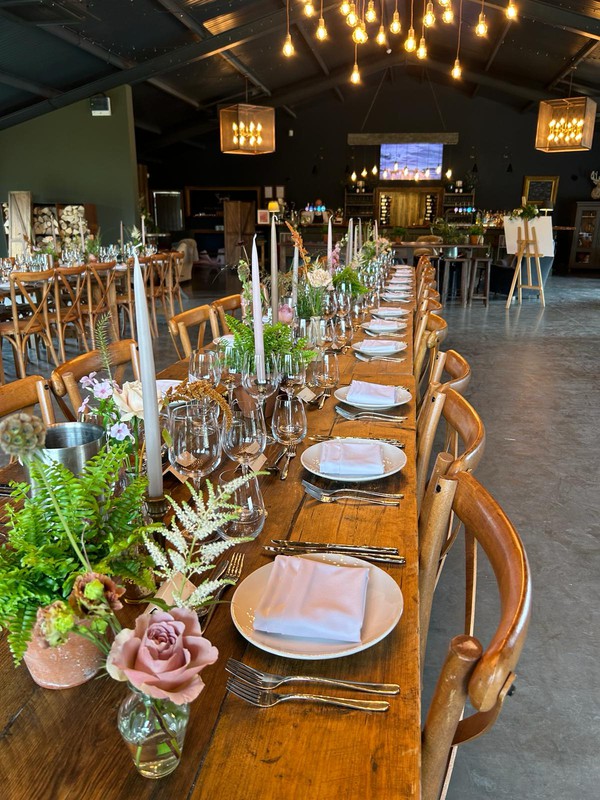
[217,347,244,405]
[189,350,221,388]
[280,353,306,398]
[336,284,352,318]
[167,404,221,490]
[241,353,281,419]
[271,395,307,446]
[222,401,266,475]
[217,468,266,541]
[307,353,340,402]
[330,317,353,352]
[321,291,338,321]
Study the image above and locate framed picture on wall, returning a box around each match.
[257,209,270,225]
[522,175,559,207]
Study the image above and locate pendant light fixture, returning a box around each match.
[346,2,358,26]
[316,0,328,39]
[405,0,417,51]
[417,0,428,60]
[506,1,517,20]
[424,2,435,27]
[304,1,315,17]
[376,0,386,43]
[475,0,488,36]
[390,1,401,34]
[340,1,351,16]
[365,0,377,23]
[451,0,463,78]
[220,104,276,155]
[442,3,454,23]
[350,43,361,84]
[282,0,294,56]
[536,96,597,152]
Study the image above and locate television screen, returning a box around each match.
[379,143,444,180]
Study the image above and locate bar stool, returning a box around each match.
[469,256,492,306]
[440,256,471,307]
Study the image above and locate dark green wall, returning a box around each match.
[0,86,138,257]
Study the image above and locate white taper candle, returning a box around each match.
[251,236,266,381]
[292,245,299,307]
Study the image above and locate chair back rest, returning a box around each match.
[209,294,242,339]
[168,304,211,359]
[50,339,140,420]
[85,261,117,317]
[414,313,448,397]
[53,264,88,325]
[0,374,55,426]
[149,253,173,297]
[431,349,471,395]
[421,471,531,800]
[8,269,55,336]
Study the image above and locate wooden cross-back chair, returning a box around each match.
[50,339,140,421]
[421,471,531,800]
[84,261,118,346]
[0,269,59,379]
[168,304,211,359]
[53,264,89,362]
[209,294,242,340]
[414,312,448,406]
[417,348,472,434]
[0,374,55,428]
[145,253,178,336]
[170,251,185,317]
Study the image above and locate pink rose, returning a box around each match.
[278,304,294,324]
[106,608,218,704]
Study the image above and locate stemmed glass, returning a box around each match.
[241,353,281,419]
[280,353,306,398]
[167,404,221,490]
[336,283,352,319]
[217,468,266,541]
[222,401,267,475]
[217,347,244,405]
[329,318,353,353]
[307,352,340,402]
[271,395,307,480]
[321,291,338,321]
[189,350,222,388]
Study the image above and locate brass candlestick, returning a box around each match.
[144,494,170,522]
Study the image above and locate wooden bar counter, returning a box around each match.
[0,299,421,799]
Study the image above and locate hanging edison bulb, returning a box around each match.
[390,10,401,34]
[372,164,378,175]
[376,24,386,45]
[442,5,454,23]
[361,166,368,178]
[365,0,377,23]
[405,27,417,51]
[414,169,420,181]
[340,1,351,15]
[438,0,450,5]
[424,2,435,27]
[346,2,358,26]
[417,36,427,59]
[282,33,295,57]
[506,1,517,20]
[316,17,328,40]
[445,168,452,179]
[351,170,357,181]
[382,168,389,178]
[304,1,315,16]
[352,22,368,43]
[451,58,462,78]
[436,164,442,175]
[475,12,488,36]
[350,61,361,84]
[425,167,430,178]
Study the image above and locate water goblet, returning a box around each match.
[280,353,306,398]
[217,346,243,405]
[307,352,340,395]
[222,401,267,475]
[217,468,266,541]
[271,394,307,457]
[167,403,221,490]
[321,291,338,321]
[241,353,281,419]
[189,350,222,388]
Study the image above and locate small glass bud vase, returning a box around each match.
[117,685,190,779]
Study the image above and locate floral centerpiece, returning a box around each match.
[225,316,316,365]
[510,203,539,221]
[285,222,335,320]
[332,265,367,298]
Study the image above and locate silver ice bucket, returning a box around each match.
[41,422,105,475]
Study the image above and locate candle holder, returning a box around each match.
[145,494,170,522]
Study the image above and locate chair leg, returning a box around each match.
[460,261,470,308]
[441,261,450,304]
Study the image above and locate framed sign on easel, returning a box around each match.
[503,210,554,309]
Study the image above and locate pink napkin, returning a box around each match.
[253,556,369,642]
[367,319,403,331]
[347,380,397,406]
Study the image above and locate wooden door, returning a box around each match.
[224,200,255,265]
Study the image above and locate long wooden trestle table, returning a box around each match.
[0,296,421,799]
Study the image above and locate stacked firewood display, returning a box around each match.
[32,205,60,247]
[31,204,89,249]
[2,203,8,237]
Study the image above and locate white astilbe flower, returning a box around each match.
[143,473,258,612]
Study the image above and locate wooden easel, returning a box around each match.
[505,210,546,309]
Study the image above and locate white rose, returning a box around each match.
[307,268,333,289]
[112,380,145,421]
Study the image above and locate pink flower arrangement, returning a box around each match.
[107,608,218,705]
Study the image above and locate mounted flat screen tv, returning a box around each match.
[379,143,444,180]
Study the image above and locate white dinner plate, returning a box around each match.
[231,552,404,660]
[156,379,181,397]
[352,340,407,355]
[213,334,235,347]
[381,294,413,303]
[334,384,412,410]
[372,307,411,319]
[361,320,407,334]
[300,437,407,482]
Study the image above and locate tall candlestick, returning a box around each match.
[346,218,353,265]
[374,220,378,241]
[327,216,333,268]
[357,218,363,252]
[120,221,124,255]
[133,253,163,499]
[141,216,146,248]
[251,236,266,382]
[79,220,85,251]
[292,245,299,307]
[270,215,278,322]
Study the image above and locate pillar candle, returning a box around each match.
[292,245,299,307]
[141,216,146,248]
[133,253,163,499]
[270,215,278,321]
[346,218,353,265]
[327,216,333,268]
[251,236,266,382]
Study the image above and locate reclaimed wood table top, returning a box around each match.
[0,293,421,800]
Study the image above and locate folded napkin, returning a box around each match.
[357,339,398,352]
[319,440,384,476]
[389,277,413,284]
[253,556,369,642]
[367,319,402,331]
[376,306,409,315]
[347,380,396,406]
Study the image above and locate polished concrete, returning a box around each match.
[2,274,598,798]
[425,276,600,800]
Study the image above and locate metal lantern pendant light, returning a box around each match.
[536,96,597,152]
[220,104,276,154]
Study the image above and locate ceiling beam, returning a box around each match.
[292,13,344,104]
[0,70,60,98]
[464,0,600,42]
[348,133,460,145]
[521,40,599,112]
[0,2,338,131]
[471,20,513,98]
[0,8,201,110]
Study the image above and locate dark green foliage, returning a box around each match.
[226,315,317,365]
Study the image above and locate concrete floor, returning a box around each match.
[2,273,598,798]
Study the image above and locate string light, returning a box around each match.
[506,1,517,20]
[424,2,435,27]
[282,1,294,56]
[365,0,377,23]
[475,0,488,36]
[351,170,357,181]
[350,44,361,83]
[340,0,351,14]
[372,164,378,175]
[451,0,463,78]
[346,2,358,26]
[304,1,315,17]
[316,17,328,40]
[390,2,401,34]
[442,4,454,23]
[405,0,416,51]
[417,0,427,59]
[438,0,450,6]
